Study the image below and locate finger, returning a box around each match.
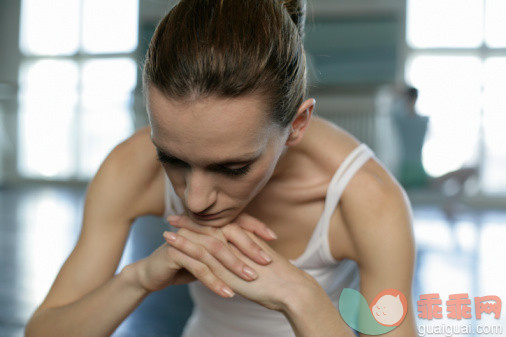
[164,237,235,298]
[221,223,273,265]
[227,242,256,265]
[235,213,278,241]
[167,215,184,227]
[164,231,258,282]
[169,248,235,298]
[168,215,272,264]
[168,213,278,242]
[167,215,222,238]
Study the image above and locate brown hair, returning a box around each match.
[143,0,307,128]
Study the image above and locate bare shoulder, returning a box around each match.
[85,125,166,225]
[303,116,363,171]
[309,117,413,262]
[339,145,414,265]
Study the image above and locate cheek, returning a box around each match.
[221,161,276,201]
[250,157,279,184]
[223,172,268,199]
[164,168,186,194]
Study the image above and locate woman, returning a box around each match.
[26,0,417,336]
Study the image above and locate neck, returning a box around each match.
[270,146,290,181]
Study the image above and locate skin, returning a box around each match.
[148,86,418,336]
[147,87,292,228]
[25,86,418,337]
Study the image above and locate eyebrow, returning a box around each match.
[151,139,261,166]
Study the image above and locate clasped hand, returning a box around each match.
[137,213,317,312]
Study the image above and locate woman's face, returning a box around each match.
[147,86,289,227]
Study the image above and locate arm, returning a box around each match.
[341,171,418,337]
[281,284,357,337]
[25,265,149,337]
[25,136,155,337]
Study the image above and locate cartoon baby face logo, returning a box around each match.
[370,289,408,327]
[339,288,408,335]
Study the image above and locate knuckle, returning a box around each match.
[178,239,191,253]
[207,237,225,254]
[194,263,210,277]
[177,228,190,236]
[194,245,207,260]
[248,240,260,252]
[231,259,245,271]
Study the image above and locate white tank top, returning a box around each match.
[162,143,375,337]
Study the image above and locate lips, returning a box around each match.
[191,210,224,220]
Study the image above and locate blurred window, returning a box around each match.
[406,0,506,194]
[407,0,483,48]
[18,0,138,180]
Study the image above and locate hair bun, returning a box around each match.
[281,0,307,38]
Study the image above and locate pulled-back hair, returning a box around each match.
[143,0,307,128]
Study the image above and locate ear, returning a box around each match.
[285,98,316,146]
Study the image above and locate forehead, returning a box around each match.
[147,87,276,161]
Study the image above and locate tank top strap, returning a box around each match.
[293,143,374,265]
[317,143,374,237]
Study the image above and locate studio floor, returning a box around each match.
[0,184,505,337]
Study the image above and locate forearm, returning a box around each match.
[25,262,150,337]
[282,285,356,337]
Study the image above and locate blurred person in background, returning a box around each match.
[392,85,478,217]
[392,86,430,188]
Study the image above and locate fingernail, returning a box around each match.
[267,228,278,239]
[243,266,258,280]
[167,215,181,223]
[260,250,272,263]
[164,231,177,242]
[222,287,235,298]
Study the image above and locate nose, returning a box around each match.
[184,167,217,214]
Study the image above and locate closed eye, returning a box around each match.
[215,164,251,177]
[157,153,189,167]
[157,152,252,177]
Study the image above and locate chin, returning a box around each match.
[186,205,249,228]
[189,213,237,228]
